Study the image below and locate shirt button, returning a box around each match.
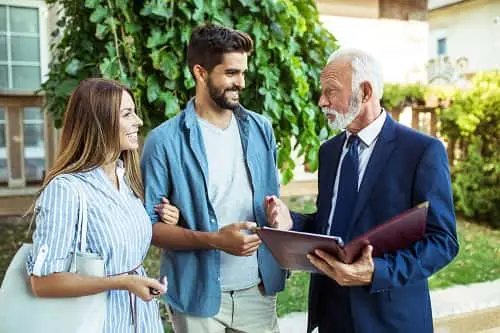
[210,218,216,223]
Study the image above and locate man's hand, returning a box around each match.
[212,222,261,256]
[307,245,375,286]
[265,195,293,230]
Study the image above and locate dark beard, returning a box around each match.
[207,78,240,110]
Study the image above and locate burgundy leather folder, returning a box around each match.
[256,202,428,273]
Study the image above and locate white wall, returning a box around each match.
[319,15,429,84]
[428,0,500,73]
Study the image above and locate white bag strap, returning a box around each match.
[72,179,89,254]
[56,174,89,272]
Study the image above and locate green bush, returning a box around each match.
[41,0,338,183]
[440,72,500,227]
[381,83,428,110]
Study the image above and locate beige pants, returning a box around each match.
[169,285,280,333]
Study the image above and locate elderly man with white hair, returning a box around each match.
[265,48,459,333]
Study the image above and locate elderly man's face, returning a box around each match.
[319,60,363,130]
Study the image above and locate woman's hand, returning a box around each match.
[155,197,180,225]
[122,275,167,302]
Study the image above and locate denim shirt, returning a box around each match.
[140,99,287,317]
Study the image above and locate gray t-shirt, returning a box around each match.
[198,114,260,291]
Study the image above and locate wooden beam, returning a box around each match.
[44,111,57,171]
[6,106,25,187]
[430,109,438,137]
[411,107,420,130]
[379,0,428,20]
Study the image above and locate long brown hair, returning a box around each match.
[37,78,144,201]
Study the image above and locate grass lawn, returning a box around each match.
[1,196,499,329]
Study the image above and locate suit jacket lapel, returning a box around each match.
[319,133,345,234]
[347,116,397,239]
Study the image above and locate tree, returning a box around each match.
[42,0,338,183]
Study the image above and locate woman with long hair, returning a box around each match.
[26,78,173,332]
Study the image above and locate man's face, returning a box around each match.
[205,52,248,111]
[318,60,362,130]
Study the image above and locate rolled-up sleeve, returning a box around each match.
[141,133,170,225]
[26,178,79,276]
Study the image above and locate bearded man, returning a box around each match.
[140,24,286,333]
[265,49,459,333]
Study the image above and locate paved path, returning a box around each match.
[278,279,500,333]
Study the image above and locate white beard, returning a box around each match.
[322,89,363,130]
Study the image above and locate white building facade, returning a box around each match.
[428,0,500,75]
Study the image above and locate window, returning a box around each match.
[0,107,6,182]
[0,4,42,90]
[437,38,447,56]
[24,107,45,182]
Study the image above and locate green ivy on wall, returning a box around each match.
[381,83,428,111]
[41,0,338,183]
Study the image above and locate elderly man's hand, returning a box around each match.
[307,245,375,286]
[265,195,293,231]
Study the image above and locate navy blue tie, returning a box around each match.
[330,135,360,238]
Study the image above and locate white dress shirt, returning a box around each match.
[326,110,387,235]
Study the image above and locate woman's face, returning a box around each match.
[119,91,143,151]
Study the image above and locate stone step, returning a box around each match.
[278,307,500,333]
[434,307,500,333]
[278,279,500,333]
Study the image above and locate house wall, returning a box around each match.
[320,15,429,84]
[428,0,500,73]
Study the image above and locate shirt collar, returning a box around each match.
[116,159,125,179]
[346,109,387,147]
[84,159,125,181]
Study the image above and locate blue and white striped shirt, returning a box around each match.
[26,163,163,333]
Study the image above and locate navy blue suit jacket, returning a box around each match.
[292,116,459,333]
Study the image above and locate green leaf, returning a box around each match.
[180,26,192,44]
[124,22,141,34]
[238,0,260,12]
[147,29,173,49]
[160,53,180,80]
[160,92,179,118]
[54,79,79,97]
[95,23,109,39]
[281,168,293,185]
[151,50,161,69]
[183,67,195,90]
[147,76,161,103]
[177,2,192,20]
[319,127,329,141]
[84,0,100,9]
[99,58,120,78]
[89,6,108,24]
[105,42,117,58]
[164,79,177,90]
[193,0,204,9]
[64,59,81,75]
[151,3,173,19]
[115,0,128,11]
